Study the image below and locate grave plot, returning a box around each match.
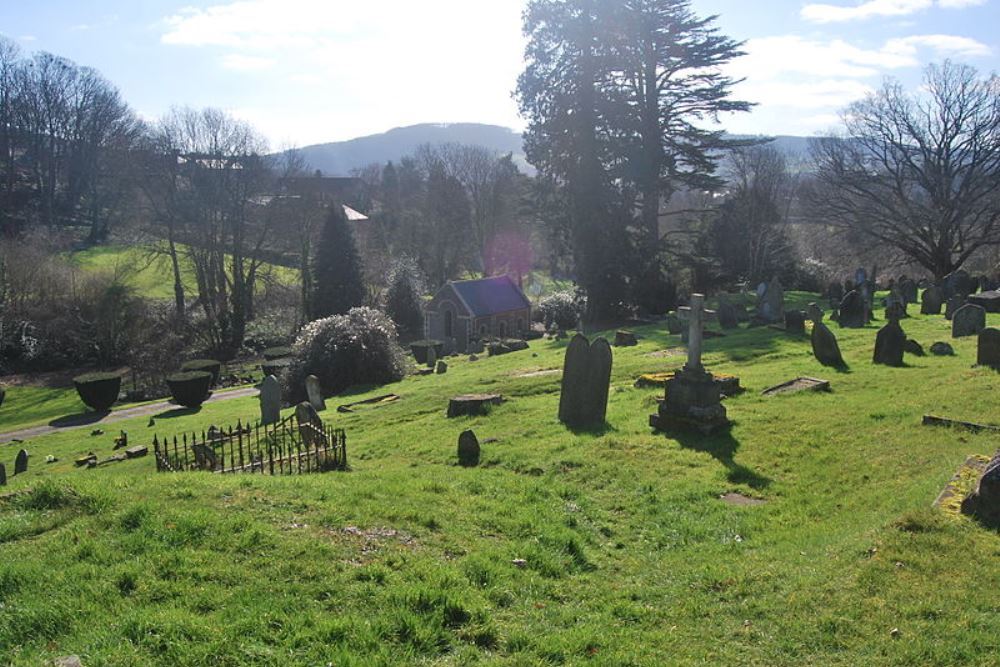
[153,413,347,475]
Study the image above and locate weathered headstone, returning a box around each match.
[305,375,326,412]
[614,330,638,347]
[666,313,684,335]
[838,290,866,328]
[930,341,955,356]
[457,430,480,467]
[192,444,217,470]
[952,303,986,338]
[904,339,924,356]
[873,310,906,367]
[827,282,844,306]
[295,401,322,428]
[945,294,966,320]
[806,302,824,324]
[558,334,613,429]
[651,294,729,433]
[436,360,448,374]
[716,297,739,330]
[426,345,438,369]
[884,286,908,318]
[963,451,1000,523]
[977,328,1000,368]
[756,276,785,324]
[784,310,806,335]
[900,278,918,304]
[921,285,944,315]
[14,448,28,475]
[811,320,845,368]
[259,375,281,426]
[943,269,975,298]
[968,290,1000,313]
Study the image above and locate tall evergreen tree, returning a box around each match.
[311,204,365,319]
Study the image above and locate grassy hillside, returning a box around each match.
[68,244,298,300]
[2,294,999,665]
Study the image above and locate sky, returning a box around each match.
[1,0,997,147]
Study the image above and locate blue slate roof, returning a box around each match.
[450,276,530,317]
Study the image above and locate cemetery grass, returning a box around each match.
[3,295,1000,665]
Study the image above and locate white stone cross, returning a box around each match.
[685,293,706,372]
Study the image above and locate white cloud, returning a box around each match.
[221,53,275,71]
[884,34,993,58]
[802,0,986,23]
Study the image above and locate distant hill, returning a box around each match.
[294,123,528,176]
[292,123,816,176]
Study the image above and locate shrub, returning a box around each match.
[382,256,426,341]
[409,339,444,364]
[537,290,586,330]
[165,371,213,408]
[284,307,406,404]
[73,372,122,412]
[263,346,292,361]
[180,359,222,385]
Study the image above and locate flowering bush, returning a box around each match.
[537,289,586,330]
[283,307,407,403]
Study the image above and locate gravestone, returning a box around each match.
[784,310,806,335]
[259,375,281,426]
[756,276,785,324]
[884,286,908,318]
[457,430,480,467]
[436,360,448,374]
[963,451,1000,523]
[305,375,326,412]
[14,449,28,475]
[968,290,1000,313]
[943,269,975,298]
[873,310,906,367]
[900,278,918,304]
[0,463,5,486]
[427,345,438,369]
[558,334,613,429]
[716,297,739,330]
[838,290,866,328]
[855,267,868,288]
[666,314,684,335]
[945,294,966,320]
[977,328,1000,368]
[904,339,925,356]
[614,330,638,347]
[811,320,845,368]
[295,401,322,428]
[806,302,824,324]
[921,286,944,315]
[952,303,986,338]
[192,444,218,470]
[650,294,729,433]
[827,282,844,306]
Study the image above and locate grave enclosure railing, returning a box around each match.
[153,414,347,475]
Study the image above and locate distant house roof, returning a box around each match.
[343,205,368,221]
[449,275,530,317]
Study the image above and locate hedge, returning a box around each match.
[166,371,213,408]
[72,372,122,412]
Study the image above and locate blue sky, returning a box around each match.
[1,0,997,147]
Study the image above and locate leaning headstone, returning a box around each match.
[962,451,1000,523]
[904,339,925,356]
[977,328,1000,368]
[873,312,906,367]
[811,320,845,368]
[435,360,448,374]
[784,310,806,335]
[305,375,326,412]
[14,449,28,475]
[952,303,986,338]
[921,285,944,315]
[0,463,5,486]
[426,345,438,369]
[295,401,321,428]
[259,375,281,425]
[756,276,785,324]
[457,430,480,467]
[838,290,866,328]
[558,334,613,429]
[930,341,955,356]
[945,294,966,320]
[900,278,918,304]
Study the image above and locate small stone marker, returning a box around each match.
[873,309,906,367]
[457,430,480,467]
[904,339,924,356]
[952,303,986,338]
[53,656,83,667]
[305,374,326,411]
[761,377,830,396]
[259,375,281,425]
[558,334,613,429]
[14,448,28,475]
[435,360,448,374]
[427,345,438,369]
[192,443,218,470]
[977,328,1000,368]
[75,453,97,467]
[838,290,866,328]
[0,463,5,486]
[945,294,966,320]
[614,330,638,347]
[920,285,943,315]
[125,445,148,459]
[930,341,955,356]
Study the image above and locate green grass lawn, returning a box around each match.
[68,244,299,300]
[2,294,1000,665]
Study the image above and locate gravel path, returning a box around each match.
[0,386,259,444]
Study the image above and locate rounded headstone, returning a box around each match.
[873,321,906,367]
[14,449,28,475]
[921,286,944,315]
[952,303,986,338]
[838,290,866,328]
[457,430,480,467]
[929,341,955,356]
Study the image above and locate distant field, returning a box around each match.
[67,244,299,300]
[2,292,999,665]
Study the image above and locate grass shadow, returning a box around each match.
[670,428,772,490]
[564,421,618,436]
[153,406,201,419]
[48,410,110,428]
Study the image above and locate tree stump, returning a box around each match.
[447,394,503,418]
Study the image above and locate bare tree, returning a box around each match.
[809,61,1000,279]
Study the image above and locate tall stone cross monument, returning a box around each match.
[650,293,730,434]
